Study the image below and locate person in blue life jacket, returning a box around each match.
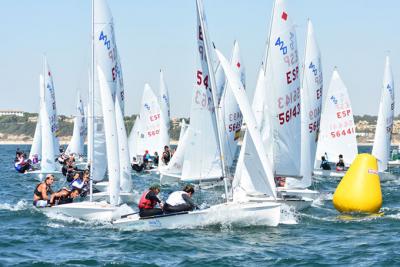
[163,185,198,213]
[138,184,164,217]
[320,156,331,170]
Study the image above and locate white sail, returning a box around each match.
[41,68,57,172]
[43,58,60,156]
[181,1,223,182]
[263,0,301,176]
[29,75,43,161]
[287,20,323,188]
[372,56,395,172]
[178,119,188,142]
[315,69,358,167]
[136,84,166,157]
[220,41,244,167]
[128,116,141,161]
[160,129,190,176]
[30,113,42,161]
[97,66,120,205]
[66,91,85,156]
[92,0,119,181]
[215,49,277,199]
[158,70,170,156]
[115,97,133,192]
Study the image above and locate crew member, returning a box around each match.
[164,185,197,213]
[33,175,55,207]
[138,184,163,217]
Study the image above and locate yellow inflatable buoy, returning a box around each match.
[333,153,382,213]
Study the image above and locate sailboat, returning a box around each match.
[44,0,134,220]
[26,58,62,179]
[133,83,169,160]
[235,0,312,210]
[159,41,244,184]
[65,91,86,160]
[280,19,322,200]
[372,56,396,180]
[112,0,280,230]
[313,69,358,177]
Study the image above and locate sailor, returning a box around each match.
[320,156,331,170]
[153,151,159,166]
[138,184,164,217]
[32,154,39,165]
[162,146,171,165]
[52,189,81,205]
[14,154,30,173]
[336,154,345,171]
[164,185,197,213]
[131,157,144,172]
[33,175,55,207]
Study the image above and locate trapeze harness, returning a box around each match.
[138,190,157,209]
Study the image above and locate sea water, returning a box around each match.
[1,145,400,266]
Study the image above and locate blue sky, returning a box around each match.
[1,0,399,117]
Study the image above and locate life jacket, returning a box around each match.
[138,190,157,209]
[166,191,188,206]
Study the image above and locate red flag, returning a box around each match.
[281,11,288,21]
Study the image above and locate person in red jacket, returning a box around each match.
[138,184,164,218]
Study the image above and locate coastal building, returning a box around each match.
[0,110,24,117]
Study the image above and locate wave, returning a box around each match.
[0,199,30,211]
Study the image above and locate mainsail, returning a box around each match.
[372,56,395,172]
[315,69,358,167]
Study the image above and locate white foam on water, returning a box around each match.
[279,204,298,225]
[0,200,29,211]
[312,192,333,207]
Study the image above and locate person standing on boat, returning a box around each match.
[164,185,197,213]
[162,146,171,165]
[336,154,345,171]
[33,175,55,207]
[138,184,164,217]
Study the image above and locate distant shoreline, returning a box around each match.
[0,140,180,146]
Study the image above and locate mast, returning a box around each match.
[196,0,229,202]
[262,0,276,74]
[89,0,95,202]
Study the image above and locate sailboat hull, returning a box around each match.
[277,188,319,200]
[312,169,346,178]
[43,201,133,221]
[112,201,281,230]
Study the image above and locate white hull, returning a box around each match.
[277,188,319,200]
[91,191,136,204]
[160,172,181,184]
[312,169,345,178]
[112,201,281,230]
[43,201,122,221]
[246,195,313,211]
[94,181,109,192]
[388,160,400,166]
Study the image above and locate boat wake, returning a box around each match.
[279,204,299,225]
[0,199,30,211]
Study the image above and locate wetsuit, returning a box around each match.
[138,190,163,217]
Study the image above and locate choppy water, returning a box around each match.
[1,144,400,266]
